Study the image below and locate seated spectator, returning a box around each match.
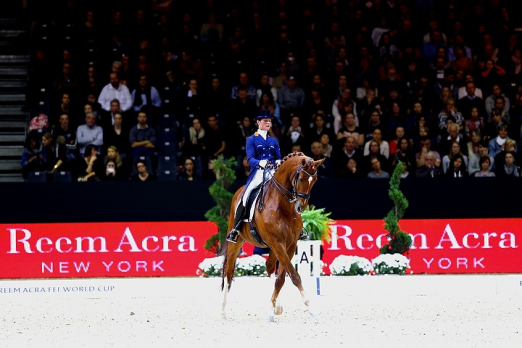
[442,141,469,174]
[389,137,416,176]
[178,157,201,181]
[415,151,443,178]
[130,159,157,181]
[77,144,103,182]
[97,72,133,113]
[281,115,306,155]
[362,140,390,175]
[437,98,464,135]
[100,159,125,181]
[445,154,468,178]
[41,132,69,175]
[484,109,508,142]
[21,132,46,180]
[488,125,512,158]
[332,136,362,177]
[494,139,518,170]
[77,111,103,157]
[468,140,494,176]
[278,75,305,126]
[388,126,405,156]
[310,141,334,178]
[474,155,496,177]
[333,88,358,134]
[367,156,389,179]
[495,152,520,177]
[319,133,333,158]
[363,109,385,142]
[439,123,468,158]
[235,155,251,181]
[129,111,156,163]
[336,112,364,147]
[307,113,335,145]
[103,145,128,180]
[464,107,485,141]
[363,128,389,159]
[416,136,442,168]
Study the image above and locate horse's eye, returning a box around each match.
[299,178,305,183]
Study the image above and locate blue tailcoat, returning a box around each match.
[244,132,282,189]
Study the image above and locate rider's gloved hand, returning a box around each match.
[259,159,268,168]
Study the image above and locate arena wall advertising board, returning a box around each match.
[0,219,520,278]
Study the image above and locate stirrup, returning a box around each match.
[298,227,309,241]
[226,229,240,243]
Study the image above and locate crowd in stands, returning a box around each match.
[20,0,522,182]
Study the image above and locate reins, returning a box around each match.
[259,162,317,212]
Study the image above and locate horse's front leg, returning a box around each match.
[221,240,244,320]
[267,269,286,322]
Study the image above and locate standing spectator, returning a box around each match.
[98,72,133,113]
[131,74,162,127]
[129,111,156,168]
[77,111,103,156]
[277,75,305,126]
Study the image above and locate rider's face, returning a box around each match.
[257,118,271,131]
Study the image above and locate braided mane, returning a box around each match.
[275,152,305,172]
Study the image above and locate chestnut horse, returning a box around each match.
[220,152,325,320]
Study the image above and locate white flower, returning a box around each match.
[329,255,373,276]
[372,253,410,275]
[235,255,268,276]
[198,256,224,277]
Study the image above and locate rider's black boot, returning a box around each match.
[298,226,309,241]
[226,203,246,243]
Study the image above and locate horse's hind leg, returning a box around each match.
[221,240,244,320]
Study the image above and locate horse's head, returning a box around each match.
[276,153,325,214]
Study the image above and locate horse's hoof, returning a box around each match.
[274,304,284,315]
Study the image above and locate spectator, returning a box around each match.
[495,151,520,177]
[488,124,512,159]
[103,111,130,158]
[464,107,486,141]
[332,136,362,178]
[439,123,468,159]
[179,117,205,177]
[131,74,162,127]
[362,139,390,175]
[202,115,226,165]
[390,137,416,176]
[41,132,68,175]
[103,145,128,180]
[51,113,77,156]
[310,141,334,178]
[437,98,464,135]
[98,72,133,113]
[231,71,256,100]
[77,111,103,157]
[363,128,389,159]
[101,159,124,181]
[416,136,441,168]
[277,75,305,126]
[77,144,103,182]
[445,153,468,178]
[415,151,443,178]
[21,132,46,180]
[442,141,469,174]
[130,159,157,181]
[336,112,364,147]
[367,156,389,179]
[281,115,306,155]
[129,111,156,165]
[484,84,510,118]
[178,157,201,181]
[468,140,493,176]
[474,155,496,177]
[493,138,518,171]
[333,87,358,133]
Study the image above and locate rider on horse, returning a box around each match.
[226,109,308,243]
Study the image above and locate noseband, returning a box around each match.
[270,164,317,204]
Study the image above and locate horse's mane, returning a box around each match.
[275,152,306,173]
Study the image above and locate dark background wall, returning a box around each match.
[1,178,521,223]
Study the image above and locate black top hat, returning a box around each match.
[255,109,272,120]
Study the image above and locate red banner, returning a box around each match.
[0,222,216,278]
[321,219,522,274]
[0,219,521,278]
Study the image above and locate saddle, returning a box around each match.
[243,185,269,248]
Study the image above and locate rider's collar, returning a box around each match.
[257,129,268,139]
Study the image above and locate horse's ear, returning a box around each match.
[314,158,326,167]
[301,158,307,166]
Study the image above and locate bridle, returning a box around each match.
[267,163,317,204]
